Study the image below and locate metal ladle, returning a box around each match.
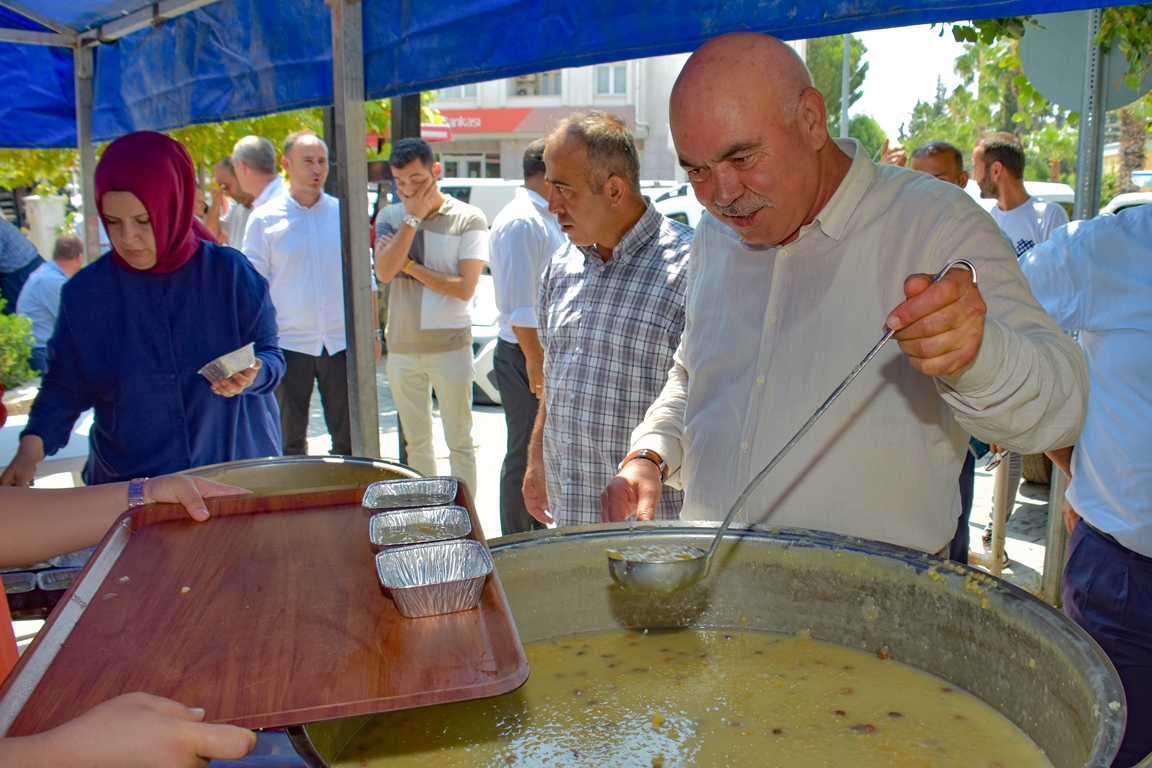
[608,259,978,594]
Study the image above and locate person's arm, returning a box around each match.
[1047,445,1073,481]
[0,692,255,768]
[513,326,545,396]
[887,207,1087,454]
[376,178,444,284]
[407,258,484,302]
[208,251,285,398]
[375,213,418,284]
[204,185,225,243]
[0,474,247,567]
[522,398,552,524]
[1,295,93,486]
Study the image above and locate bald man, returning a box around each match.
[602,33,1086,556]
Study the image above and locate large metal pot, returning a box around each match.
[290,523,1125,767]
[180,455,419,494]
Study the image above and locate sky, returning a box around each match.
[851,24,971,142]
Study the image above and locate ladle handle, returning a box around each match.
[704,259,978,559]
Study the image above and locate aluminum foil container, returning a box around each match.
[0,561,51,574]
[362,477,458,510]
[36,568,82,591]
[376,539,492,618]
[2,572,36,594]
[370,506,471,550]
[197,342,256,383]
[49,547,95,569]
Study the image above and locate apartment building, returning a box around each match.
[428,55,691,182]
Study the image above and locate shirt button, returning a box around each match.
[780,249,788,257]
[169,373,176,380]
[756,376,765,385]
[768,315,777,323]
[740,442,749,451]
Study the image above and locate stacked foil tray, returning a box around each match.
[363,477,493,618]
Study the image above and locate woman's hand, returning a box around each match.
[0,435,46,487]
[210,360,262,398]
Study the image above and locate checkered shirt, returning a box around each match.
[538,204,692,526]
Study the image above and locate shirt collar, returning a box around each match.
[803,138,874,243]
[253,176,285,209]
[576,202,662,266]
[46,260,68,278]
[521,186,549,212]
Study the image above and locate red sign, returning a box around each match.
[437,107,636,135]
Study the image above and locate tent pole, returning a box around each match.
[1072,9,1106,221]
[330,0,380,458]
[74,43,98,265]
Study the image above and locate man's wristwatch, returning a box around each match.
[402,213,423,230]
[619,449,668,482]
[374,328,383,341]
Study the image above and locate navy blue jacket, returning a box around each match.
[24,241,284,484]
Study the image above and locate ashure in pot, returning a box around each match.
[290,523,1125,768]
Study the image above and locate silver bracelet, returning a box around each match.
[127,477,150,508]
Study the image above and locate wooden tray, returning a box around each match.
[0,484,528,735]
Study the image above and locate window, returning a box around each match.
[508,70,562,97]
[437,84,477,100]
[596,64,627,95]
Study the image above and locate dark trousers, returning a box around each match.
[949,450,976,563]
[275,348,352,456]
[0,256,43,313]
[1063,522,1152,767]
[493,339,545,536]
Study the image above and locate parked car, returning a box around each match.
[1100,191,1152,215]
[966,180,1075,218]
[471,272,502,406]
[654,185,706,228]
[439,178,521,226]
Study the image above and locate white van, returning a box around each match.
[437,178,522,225]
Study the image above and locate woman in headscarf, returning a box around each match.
[1,132,284,487]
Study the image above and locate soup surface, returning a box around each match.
[335,629,1052,767]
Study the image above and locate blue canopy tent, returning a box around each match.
[0,0,1112,147]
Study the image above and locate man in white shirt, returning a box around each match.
[204,157,254,248]
[232,135,286,217]
[1020,206,1152,767]
[16,234,84,374]
[488,139,566,535]
[972,131,1069,557]
[375,139,487,493]
[243,130,378,456]
[973,132,1069,260]
[602,33,1086,556]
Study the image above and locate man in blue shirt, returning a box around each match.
[0,216,44,314]
[16,234,84,374]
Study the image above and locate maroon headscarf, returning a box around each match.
[95,131,217,275]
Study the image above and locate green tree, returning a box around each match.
[0,95,444,192]
[848,114,886,159]
[806,35,869,133]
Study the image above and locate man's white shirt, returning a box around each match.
[488,187,565,344]
[243,191,367,356]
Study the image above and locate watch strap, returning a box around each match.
[127,477,150,508]
[619,449,668,482]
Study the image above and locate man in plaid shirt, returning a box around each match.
[522,111,692,527]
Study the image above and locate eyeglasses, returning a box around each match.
[984,451,1006,472]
